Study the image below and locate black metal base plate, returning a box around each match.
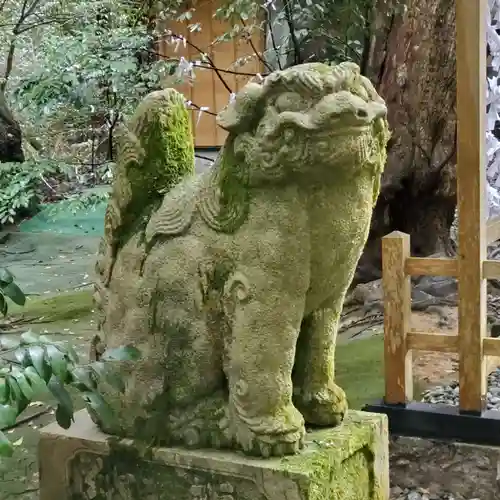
[363,399,500,446]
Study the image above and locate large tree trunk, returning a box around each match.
[0,92,24,163]
[354,0,457,284]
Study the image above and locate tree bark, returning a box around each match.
[354,0,457,284]
[0,92,24,163]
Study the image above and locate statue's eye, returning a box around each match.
[274,92,304,112]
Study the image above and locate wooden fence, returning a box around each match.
[383,225,500,412]
[382,0,494,415]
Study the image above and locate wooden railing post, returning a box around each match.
[382,231,413,405]
[456,0,487,413]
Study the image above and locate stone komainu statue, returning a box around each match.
[93,62,390,458]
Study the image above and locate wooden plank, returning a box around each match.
[483,259,500,279]
[486,355,500,377]
[483,337,500,357]
[157,18,196,138]
[484,338,500,377]
[382,231,413,404]
[456,0,488,413]
[406,332,458,353]
[486,214,500,244]
[210,3,234,146]
[189,1,218,148]
[158,0,266,147]
[405,257,458,277]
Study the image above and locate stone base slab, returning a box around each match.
[390,435,500,500]
[39,409,389,500]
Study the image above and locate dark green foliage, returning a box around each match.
[0,269,140,456]
[0,329,140,457]
[0,267,25,316]
[0,160,72,225]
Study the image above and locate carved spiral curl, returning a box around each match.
[144,177,201,242]
[197,155,250,234]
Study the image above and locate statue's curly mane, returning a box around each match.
[196,62,389,234]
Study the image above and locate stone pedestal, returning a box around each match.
[39,409,389,500]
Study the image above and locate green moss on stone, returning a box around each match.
[129,88,195,204]
[105,88,195,256]
[281,412,388,500]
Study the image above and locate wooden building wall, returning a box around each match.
[157,0,265,148]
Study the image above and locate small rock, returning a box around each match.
[407,491,423,500]
[415,276,458,298]
[491,322,500,338]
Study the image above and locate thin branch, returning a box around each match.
[18,0,30,21]
[0,42,15,92]
[283,0,301,65]
[187,101,217,117]
[196,154,216,162]
[22,0,42,22]
[162,32,233,94]
[359,1,373,75]
[317,31,362,61]
[148,50,266,77]
[39,173,56,192]
[2,406,51,431]
[239,17,273,72]
[16,17,71,34]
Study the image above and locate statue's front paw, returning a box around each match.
[221,403,305,458]
[294,383,348,427]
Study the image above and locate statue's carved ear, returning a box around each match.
[216,82,264,133]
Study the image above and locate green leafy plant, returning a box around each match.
[0,330,140,457]
[0,267,25,315]
[0,267,140,457]
[0,160,69,225]
[44,190,110,219]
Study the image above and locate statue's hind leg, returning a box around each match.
[222,267,308,457]
[292,295,348,426]
[140,240,228,447]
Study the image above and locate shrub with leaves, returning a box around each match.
[0,330,140,457]
[44,190,110,219]
[0,160,70,225]
[0,266,140,457]
[9,0,174,163]
[0,267,25,315]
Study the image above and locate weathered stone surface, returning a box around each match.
[92,62,390,458]
[390,435,500,500]
[39,409,389,500]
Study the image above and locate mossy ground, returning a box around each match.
[336,335,384,410]
[6,290,94,323]
[336,334,427,409]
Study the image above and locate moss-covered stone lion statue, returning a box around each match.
[92,61,390,458]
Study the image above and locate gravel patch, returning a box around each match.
[421,368,500,409]
[389,369,500,499]
[391,486,480,500]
